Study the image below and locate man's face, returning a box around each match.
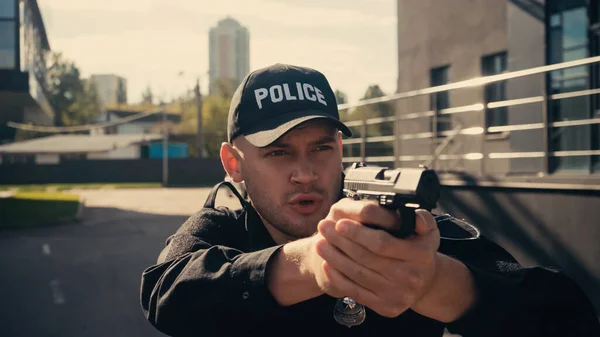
[234,120,343,241]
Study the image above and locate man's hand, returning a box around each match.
[312,198,440,318]
[267,230,354,306]
[314,198,477,322]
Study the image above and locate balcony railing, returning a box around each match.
[338,56,600,183]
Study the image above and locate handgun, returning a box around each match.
[343,162,441,238]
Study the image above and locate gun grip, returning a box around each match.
[394,208,416,238]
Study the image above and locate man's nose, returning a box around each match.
[291,159,318,185]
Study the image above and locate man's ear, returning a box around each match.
[337,131,343,157]
[337,131,344,171]
[220,142,244,182]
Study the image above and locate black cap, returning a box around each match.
[227,63,352,147]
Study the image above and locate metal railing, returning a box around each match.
[339,56,600,178]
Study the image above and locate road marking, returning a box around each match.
[50,280,65,305]
[42,244,51,256]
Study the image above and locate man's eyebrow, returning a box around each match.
[312,135,337,145]
[265,140,291,149]
[265,135,337,149]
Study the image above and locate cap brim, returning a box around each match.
[243,110,353,147]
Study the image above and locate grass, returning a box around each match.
[0,192,82,228]
[0,182,161,192]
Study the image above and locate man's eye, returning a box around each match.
[315,145,333,152]
[267,150,288,156]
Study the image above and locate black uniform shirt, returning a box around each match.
[140,183,600,337]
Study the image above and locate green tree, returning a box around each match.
[334,89,347,105]
[174,78,238,157]
[211,78,238,99]
[334,89,353,123]
[361,84,393,118]
[46,52,101,126]
[176,93,231,157]
[202,94,232,157]
[62,82,101,126]
[355,85,394,157]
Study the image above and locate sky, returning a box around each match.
[38,0,398,105]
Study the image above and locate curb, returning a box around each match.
[75,196,86,220]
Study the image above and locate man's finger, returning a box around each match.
[414,209,438,236]
[321,261,382,309]
[316,230,392,292]
[327,198,401,231]
[334,219,412,259]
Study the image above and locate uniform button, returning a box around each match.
[242,291,250,300]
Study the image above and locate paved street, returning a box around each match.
[0,187,242,337]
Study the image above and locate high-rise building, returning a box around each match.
[0,0,54,143]
[89,74,128,108]
[208,17,250,95]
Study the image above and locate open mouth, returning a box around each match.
[289,193,323,214]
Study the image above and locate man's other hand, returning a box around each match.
[314,199,440,318]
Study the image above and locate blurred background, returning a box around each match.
[0,0,599,336]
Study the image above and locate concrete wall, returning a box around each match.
[394,0,560,176]
[394,2,600,313]
[506,0,547,174]
[396,0,511,174]
[116,122,155,135]
[438,183,600,313]
[87,146,140,160]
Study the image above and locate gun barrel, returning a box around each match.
[343,163,441,210]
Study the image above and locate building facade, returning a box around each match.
[387,0,600,312]
[394,0,599,176]
[0,0,54,143]
[89,74,128,109]
[208,17,250,95]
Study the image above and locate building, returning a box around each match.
[0,0,54,143]
[92,104,182,136]
[0,134,163,164]
[340,0,600,312]
[85,104,190,158]
[394,0,598,175]
[208,17,250,95]
[88,74,128,109]
[378,0,600,313]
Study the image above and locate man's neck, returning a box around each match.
[262,220,298,245]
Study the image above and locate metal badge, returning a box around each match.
[333,297,366,328]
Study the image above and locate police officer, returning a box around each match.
[141,64,600,337]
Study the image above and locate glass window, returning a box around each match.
[0,0,15,18]
[547,1,591,172]
[482,52,508,129]
[430,66,451,135]
[0,21,15,69]
[550,13,561,27]
[562,7,587,49]
[563,48,587,62]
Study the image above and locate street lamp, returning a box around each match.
[162,108,169,186]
